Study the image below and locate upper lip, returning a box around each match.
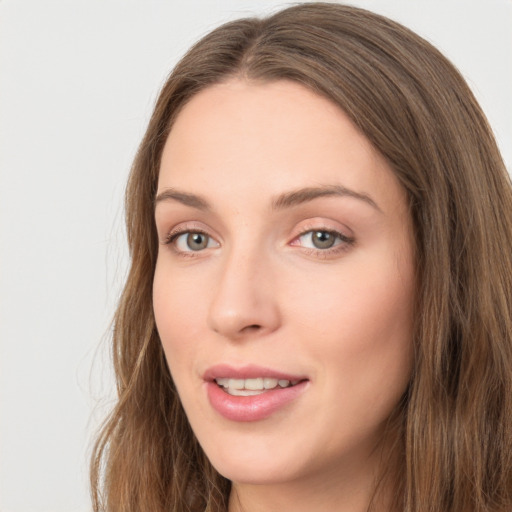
[203,364,308,382]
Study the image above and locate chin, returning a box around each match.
[214,463,297,487]
[204,441,303,485]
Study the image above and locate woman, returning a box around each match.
[90,3,512,511]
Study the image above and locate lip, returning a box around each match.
[204,364,309,422]
[203,364,307,382]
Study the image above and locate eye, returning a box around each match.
[304,230,338,249]
[167,230,219,252]
[293,229,354,251]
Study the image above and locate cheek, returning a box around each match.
[152,264,207,374]
[285,253,414,396]
[290,255,413,332]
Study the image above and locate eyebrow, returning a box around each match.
[154,189,211,210]
[271,185,382,212]
[154,185,382,213]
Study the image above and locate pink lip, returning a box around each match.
[203,364,309,422]
[203,364,306,382]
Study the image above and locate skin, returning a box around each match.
[153,79,415,512]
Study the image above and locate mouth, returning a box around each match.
[203,364,309,421]
[214,377,303,396]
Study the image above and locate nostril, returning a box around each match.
[244,324,262,332]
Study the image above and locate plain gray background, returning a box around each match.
[0,1,510,511]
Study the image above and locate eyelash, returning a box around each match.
[293,228,355,258]
[162,226,355,258]
[164,227,214,258]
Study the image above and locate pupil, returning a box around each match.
[313,231,335,249]
[187,233,208,250]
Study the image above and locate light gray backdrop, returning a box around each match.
[0,1,510,511]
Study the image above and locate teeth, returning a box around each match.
[214,377,298,394]
[227,388,265,396]
[230,379,245,390]
[245,378,263,390]
[263,377,278,389]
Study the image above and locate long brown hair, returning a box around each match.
[90,3,512,511]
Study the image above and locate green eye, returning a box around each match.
[311,231,336,249]
[298,230,340,250]
[186,232,209,251]
[294,229,354,254]
[170,231,219,252]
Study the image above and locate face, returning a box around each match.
[153,79,415,490]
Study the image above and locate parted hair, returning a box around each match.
[90,3,512,511]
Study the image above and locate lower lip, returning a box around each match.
[206,381,308,422]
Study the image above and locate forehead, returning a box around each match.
[158,79,405,211]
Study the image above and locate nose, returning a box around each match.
[207,245,281,340]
